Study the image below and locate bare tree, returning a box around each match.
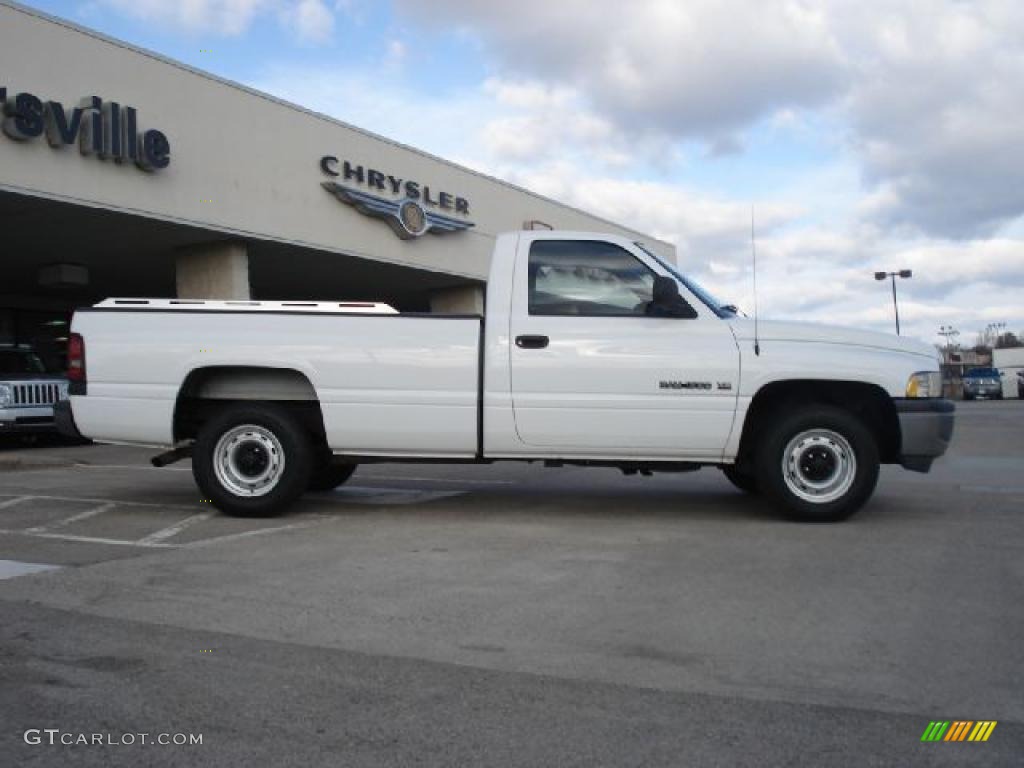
[994,331,1021,349]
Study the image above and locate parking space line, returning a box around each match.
[0,528,176,548]
[0,493,198,512]
[0,496,34,510]
[181,517,330,549]
[0,481,468,553]
[136,512,216,546]
[24,502,118,533]
[0,560,62,580]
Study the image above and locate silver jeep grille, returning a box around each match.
[11,382,66,407]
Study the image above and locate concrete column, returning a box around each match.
[175,241,250,299]
[429,284,485,315]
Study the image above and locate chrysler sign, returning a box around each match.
[320,155,474,239]
[1,87,170,171]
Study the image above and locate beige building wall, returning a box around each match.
[0,1,675,286]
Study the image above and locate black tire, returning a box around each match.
[721,465,758,494]
[307,460,357,492]
[192,403,313,517]
[755,405,879,523]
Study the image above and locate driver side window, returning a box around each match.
[528,240,655,316]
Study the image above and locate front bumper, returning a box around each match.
[53,400,84,440]
[0,405,58,433]
[895,398,955,473]
[964,385,1002,398]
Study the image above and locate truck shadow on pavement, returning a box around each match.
[297,482,780,524]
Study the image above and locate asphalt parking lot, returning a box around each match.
[1,401,1022,766]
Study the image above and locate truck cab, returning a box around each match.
[483,233,740,460]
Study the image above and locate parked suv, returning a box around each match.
[0,345,69,433]
[962,367,1003,401]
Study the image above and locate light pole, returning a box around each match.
[985,321,1006,347]
[874,269,912,335]
[938,324,959,365]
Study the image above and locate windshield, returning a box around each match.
[965,368,998,378]
[0,349,47,374]
[634,243,735,318]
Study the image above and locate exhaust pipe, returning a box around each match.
[151,443,193,468]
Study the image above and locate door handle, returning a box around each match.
[515,335,550,349]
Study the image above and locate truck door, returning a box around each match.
[508,236,739,459]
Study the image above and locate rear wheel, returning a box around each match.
[193,403,313,517]
[755,406,879,522]
[721,465,758,494]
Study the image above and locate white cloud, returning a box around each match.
[478,85,616,163]
[392,0,1024,241]
[838,2,1024,238]
[96,0,335,41]
[96,0,267,35]
[395,0,846,139]
[252,68,497,161]
[505,168,799,259]
[285,0,334,43]
[720,234,1024,343]
[384,39,407,68]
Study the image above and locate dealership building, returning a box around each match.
[0,0,672,371]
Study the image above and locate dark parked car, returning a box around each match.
[962,367,1003,401]
[0,345,69,433]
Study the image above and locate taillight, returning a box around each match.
[67,332,86,383]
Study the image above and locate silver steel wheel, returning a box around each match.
[781,428,856,504]
[212,424,286,497]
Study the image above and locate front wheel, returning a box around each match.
[193,403,313,517]
[755,406,879,522]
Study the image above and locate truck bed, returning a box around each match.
[70,305,483,457]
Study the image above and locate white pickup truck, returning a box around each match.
[55,231,954,522]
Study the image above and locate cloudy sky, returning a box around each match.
[29,0,1024,345]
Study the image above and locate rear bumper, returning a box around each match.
[895,398,955,473]
[53,400,84,440]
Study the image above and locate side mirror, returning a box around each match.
[650,276,698,319]
[653,275,680,304]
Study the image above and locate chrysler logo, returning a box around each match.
[320,156,474,240]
